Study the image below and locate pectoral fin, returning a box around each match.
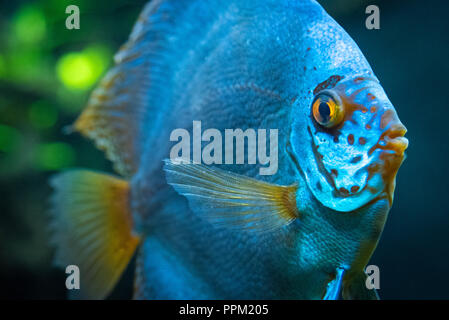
[163,160,299,232]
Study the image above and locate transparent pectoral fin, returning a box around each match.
[163,160,299,233]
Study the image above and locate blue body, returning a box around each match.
[113,0,405,299]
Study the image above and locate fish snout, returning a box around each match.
[375,106,408,156]
[383,123,408,156]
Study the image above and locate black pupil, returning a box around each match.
[318,102,331,122]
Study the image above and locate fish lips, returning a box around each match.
[376,125,409,206]
[371,123,408,157]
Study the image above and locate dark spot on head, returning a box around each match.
[330,169,338,177]
[339,187,350,196]
[347,134,355,145]
[313,66,317,70]
[351,185,360,193]
[291,96,297,104]
[333,136,339,143]
[313,75,344,95]
[370,106,377,113]
[367,93,376,100]
[307,47,311,51]
[316,182,322,191]
[350,156,362,164]
[366,124,372,130]
[304,66,307,71]
[359,137,367,145]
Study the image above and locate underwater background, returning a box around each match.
[0,0,448,299]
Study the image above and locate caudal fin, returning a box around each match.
[49,170,140,299]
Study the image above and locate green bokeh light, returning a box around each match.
[56,46,111,91]
[29,100,58,129]
[56,53,93,90]
[13,5,47,44]
[36,142,75,170]
[0,125,21,153]
[0,55,5,77]
[8,48,44,81]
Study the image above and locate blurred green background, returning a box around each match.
[0,0,448,299]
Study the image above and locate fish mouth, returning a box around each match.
[372,123,408,157]
[383,126,408,156]
[378,124,408,206]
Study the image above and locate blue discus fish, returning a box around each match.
[50,0,408,299]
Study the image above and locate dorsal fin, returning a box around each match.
[73,1,192,177]
[73,1,235,177]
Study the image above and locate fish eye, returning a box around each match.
[312,92,344,128]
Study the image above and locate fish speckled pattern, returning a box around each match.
[50,0,408,300]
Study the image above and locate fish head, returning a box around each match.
[291,75,408,212]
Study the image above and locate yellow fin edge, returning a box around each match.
[164,160,299,232]
[50,170,140,299]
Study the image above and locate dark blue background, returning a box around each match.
[0,0,447,299]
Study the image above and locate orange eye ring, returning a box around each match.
[312,92,344,128]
